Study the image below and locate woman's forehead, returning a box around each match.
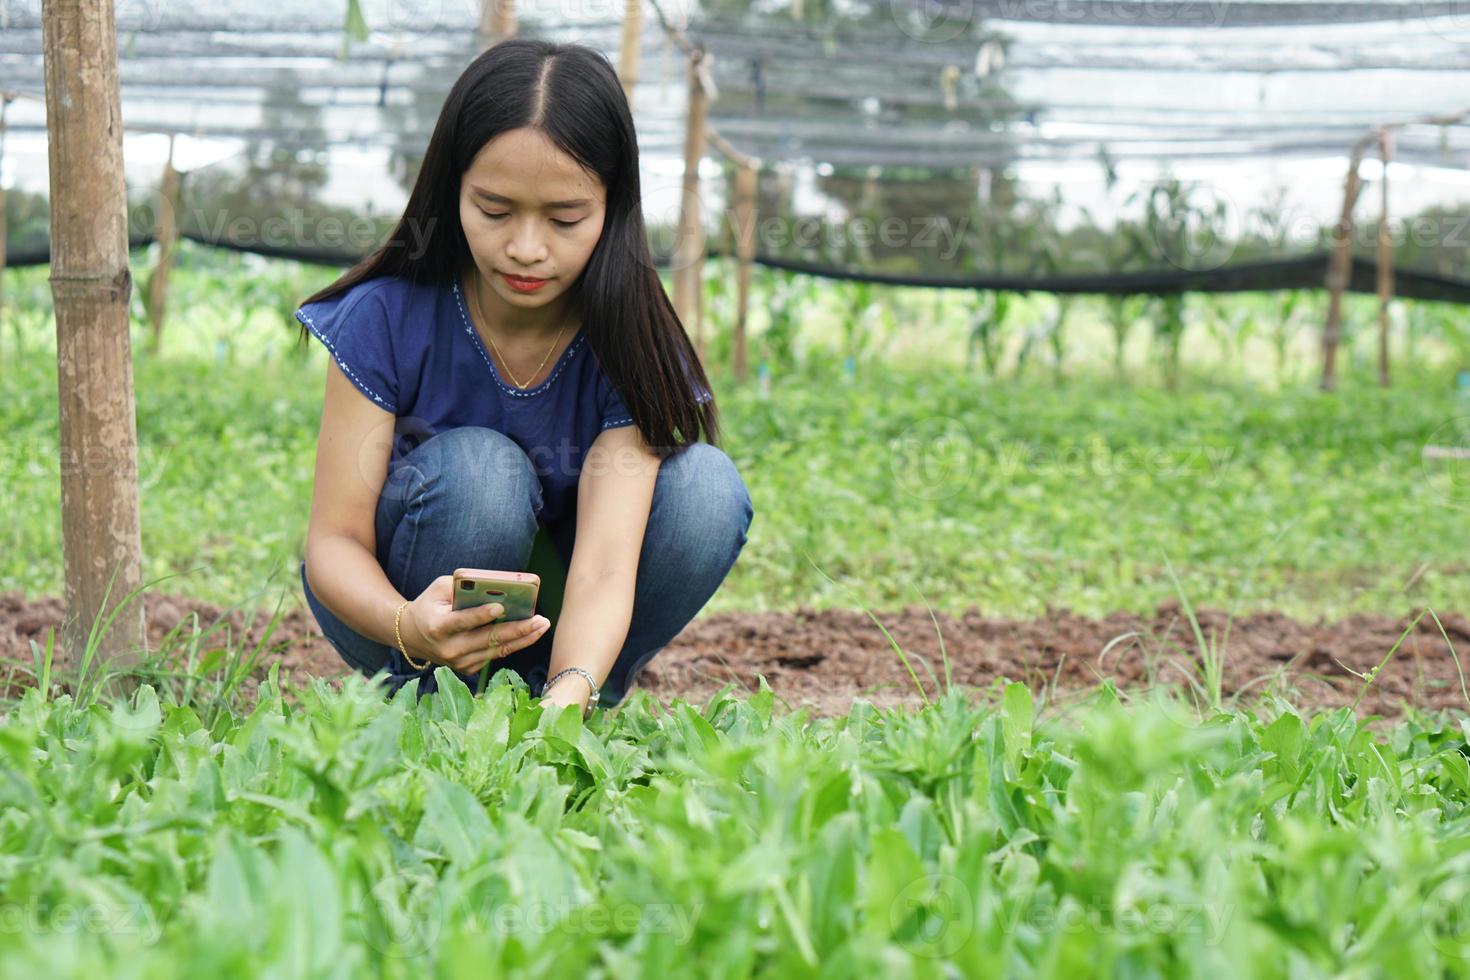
[467,128,603,203]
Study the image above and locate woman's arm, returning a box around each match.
[542,424,661,710]
[303,358,408,649]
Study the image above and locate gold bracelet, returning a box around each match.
[393,599,430,671]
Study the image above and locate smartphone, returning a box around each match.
[451,567,540,621]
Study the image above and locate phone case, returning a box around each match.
[451,568,540,621]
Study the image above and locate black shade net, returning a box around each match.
[0,0,1468,299]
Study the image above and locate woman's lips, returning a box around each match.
[503,274,550,293]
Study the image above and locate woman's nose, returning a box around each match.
[506,221,548,264]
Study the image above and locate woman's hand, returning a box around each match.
[399,574,550,674]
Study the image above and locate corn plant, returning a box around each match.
[1430,301,1470,376]
[840,279,891,372]
[1147,292,1189,389]
[1203,294,1256,375]
[967,291,1013,376]
[1130,177,1229,388]
[754,267,815,376]
[1271,289,1310,385]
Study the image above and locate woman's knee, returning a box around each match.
[650,441,754,555]
[387,426,543,518]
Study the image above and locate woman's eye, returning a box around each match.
[479,211,579,228]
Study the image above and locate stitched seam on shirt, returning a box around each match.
[602,388,709,427]
[451,279,584,398]
[296,308,398,413]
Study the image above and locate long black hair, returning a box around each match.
[296,38,718,455]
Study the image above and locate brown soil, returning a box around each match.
[2,589,1469,725]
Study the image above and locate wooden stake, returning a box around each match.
[1320,143,1365,393]
[148,135,180,355]
[478,0,516,51]
[42,0,147,676]
[619,0,643,110]
[672,49,710,362]
[732,163,757,382]
[1376,130,1394,388]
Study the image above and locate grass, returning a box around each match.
[4,292,1466,622]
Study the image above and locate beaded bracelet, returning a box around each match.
[393,599,430,671]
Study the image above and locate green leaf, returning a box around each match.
[415,773,493,866]
[861,826,925,940]
[1001,681,1034,771]
[1262,711,1306,783]
[433,667,475,730]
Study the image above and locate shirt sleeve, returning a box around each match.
[599,372,636,431]
[295,283,400,413]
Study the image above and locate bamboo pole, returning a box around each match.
[1320,141,1367,393]
[148,134,180,355]
[672,49,710,362]
[42,0,147,676]
[619,0,642,110]
[478,0,515,51]
[732,163,757,382]
[1376,130,1394,388]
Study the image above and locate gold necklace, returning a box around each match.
[469,273,572,389]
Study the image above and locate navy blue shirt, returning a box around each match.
[295,273,711,527]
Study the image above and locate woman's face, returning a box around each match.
[458,126,607,312]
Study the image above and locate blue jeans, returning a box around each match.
[299,426,753,706]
